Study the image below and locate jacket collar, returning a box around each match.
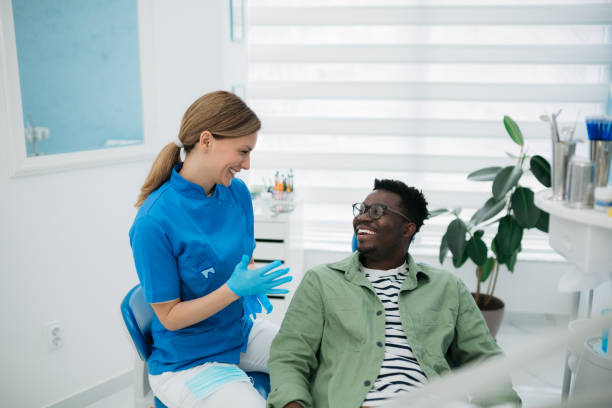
[327,251,430,292]
[170,163,220,200]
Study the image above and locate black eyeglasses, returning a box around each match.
[352,202,412,223]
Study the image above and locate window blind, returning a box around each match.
[245,0,612,256]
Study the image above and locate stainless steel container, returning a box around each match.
[565,157,596,208]
[552,140,577,201]
[590,140,612,187]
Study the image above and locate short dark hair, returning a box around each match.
[373,179,429,234]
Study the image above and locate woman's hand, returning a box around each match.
[226,255,292,297]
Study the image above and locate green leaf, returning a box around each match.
[535,211,549,233]
[474,229,485,239]
[504,115,524,147]
[467,167,503,182]
[530,155,551,188]
[446,219,467,260]
[511,187,541,228]
[429,208,449,218]
[452,247,469,268]
[477,257,495,282]
[494,215,524,266]
[439,233,449,265]
[470,197,506,227]
[492,165,523,201]
[466,235,488,266]
[507,250,518,272]
[491,236,507,264]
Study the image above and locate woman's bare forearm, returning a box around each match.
[151,284,239,331]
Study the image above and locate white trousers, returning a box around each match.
[149,319,278,408]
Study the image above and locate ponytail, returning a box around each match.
[134,142,181,207]
[134,90,260,208]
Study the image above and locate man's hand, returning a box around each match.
[283,403,303,408]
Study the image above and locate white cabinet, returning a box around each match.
[252,204,303,325]
[534,189,612,291]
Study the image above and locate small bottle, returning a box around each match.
[594,186,612,213]
[283,175,287,201]
[288,169,294,201]
[273,171,280,200]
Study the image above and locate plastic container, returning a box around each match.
[565,157,596,208]
[603,309,611,354]
[569,336,612,407]
[594,186,612,213]
[568,319,612,406]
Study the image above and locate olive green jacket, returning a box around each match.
[267,252,521,408]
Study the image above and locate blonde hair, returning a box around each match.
[135,91,261,207]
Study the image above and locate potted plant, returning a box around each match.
[431,116,552,337]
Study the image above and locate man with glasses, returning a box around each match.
[267,179,521,408]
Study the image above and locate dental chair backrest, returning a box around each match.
[121,284,271,408]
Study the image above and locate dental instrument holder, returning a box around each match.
[552,140,578,201]
[565,157,596,209]
[590,140,612,187]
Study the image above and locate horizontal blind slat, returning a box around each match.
[249,44,612,64]
[250,5,612,26]
[251,151,512,172]
[259,118,550,138]
[296,187,492,208]
[249,81,608,103]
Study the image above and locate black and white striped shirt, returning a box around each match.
[361,262,427,406]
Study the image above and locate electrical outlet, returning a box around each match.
[46,321,63,351]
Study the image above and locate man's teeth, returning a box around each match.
[230,169,237,174]
[358,228,375,235]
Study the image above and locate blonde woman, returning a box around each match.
[130,91,291,408]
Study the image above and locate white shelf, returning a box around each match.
[535,190,612,229]
[535,189,612,291]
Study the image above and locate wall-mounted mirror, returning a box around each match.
[13,0,143,156]
[1,0,153,176]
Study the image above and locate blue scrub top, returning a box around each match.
[129,164,256,375]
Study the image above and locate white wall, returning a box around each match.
[0,1,245,407]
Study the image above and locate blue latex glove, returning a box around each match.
[243,295,260,320]
[226,255,292,297]
[243,294,274,320]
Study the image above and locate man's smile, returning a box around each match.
[356,227,376,236]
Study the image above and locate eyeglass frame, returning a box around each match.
[352,202,413,223]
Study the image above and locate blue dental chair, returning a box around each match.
[120,284,271,408]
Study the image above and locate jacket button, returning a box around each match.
[376,341,383,347]
[364,380,371,386]
[376,310,383,316]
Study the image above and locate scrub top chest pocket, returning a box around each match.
[178,245,222,300]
